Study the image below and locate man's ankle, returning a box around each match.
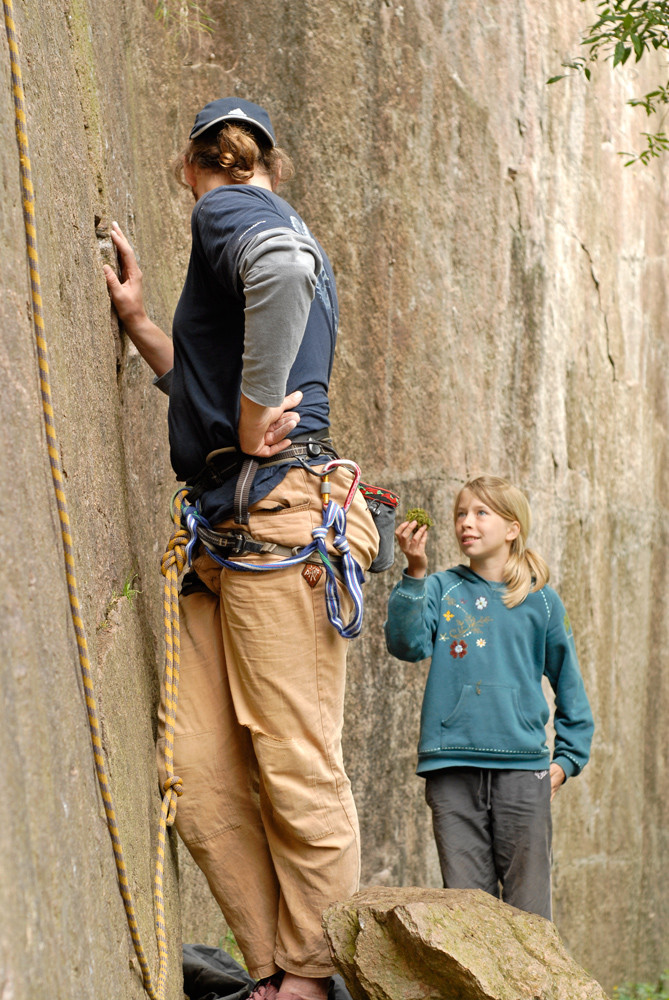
[276,972,330,1000]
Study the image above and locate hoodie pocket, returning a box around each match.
[440,683,545,754]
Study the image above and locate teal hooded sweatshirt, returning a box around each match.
[384,565,593,778]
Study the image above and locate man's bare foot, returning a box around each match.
[276,973,329,1000]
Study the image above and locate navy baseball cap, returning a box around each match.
[189,97,276,147]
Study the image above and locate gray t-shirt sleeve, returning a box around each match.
[152,369,173,395]
[238,227,322,407]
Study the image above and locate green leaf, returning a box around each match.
[632,33,644,57]
[613,42,629,66]
[585,66,592,79]
[547,74,566,84]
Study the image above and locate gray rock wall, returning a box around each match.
[1,1,667,997]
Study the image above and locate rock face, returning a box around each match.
[2,1,669,998]
[323,887,608,1000]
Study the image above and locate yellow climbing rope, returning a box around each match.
[2,3,183,997]
[157,495,191,975]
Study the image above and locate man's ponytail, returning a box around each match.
[173,122,294,188]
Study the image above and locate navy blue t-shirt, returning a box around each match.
[168,185,339,524]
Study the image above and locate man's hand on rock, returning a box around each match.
[103,222,173,375]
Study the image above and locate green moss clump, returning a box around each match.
[405,507,434,528]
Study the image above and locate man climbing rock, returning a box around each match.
[103,97,378,1000]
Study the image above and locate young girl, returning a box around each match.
[385,475,594,920]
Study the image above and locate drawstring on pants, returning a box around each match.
[477,769,493,811]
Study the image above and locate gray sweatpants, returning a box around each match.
[425,767,552,919]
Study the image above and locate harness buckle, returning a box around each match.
[225,532,251,555]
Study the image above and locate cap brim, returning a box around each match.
[189,114,275,146]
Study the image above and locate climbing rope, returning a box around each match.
[157,494,190,973]
[2,3,170,996]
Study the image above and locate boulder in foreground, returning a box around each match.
[323,886,608,1000]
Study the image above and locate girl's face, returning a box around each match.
[454,489,520,571]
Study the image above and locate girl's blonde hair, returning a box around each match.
[173,122,294,189]
[453,475,549,608]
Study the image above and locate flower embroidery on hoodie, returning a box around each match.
[450,640,467,658]
[476,638,486,647]
[475,596,488,610]
[442,594,492,641]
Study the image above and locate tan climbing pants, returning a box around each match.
[157,465,379,979]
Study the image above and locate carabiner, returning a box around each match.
[321,459,361,511]
[321,472,331,509]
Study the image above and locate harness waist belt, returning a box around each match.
[185,430,337,507]
[194,523,345,582]
[197,523,304,558]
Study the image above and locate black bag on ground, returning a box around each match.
[182,944,353,1000]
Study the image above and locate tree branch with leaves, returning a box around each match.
[549,1,669,165]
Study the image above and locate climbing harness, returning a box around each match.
[2,4,172,997]
[178,457,367,639]
[184,429,337,518]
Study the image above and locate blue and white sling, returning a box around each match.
[177,459,366,639]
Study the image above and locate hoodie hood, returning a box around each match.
[449,564,482,584]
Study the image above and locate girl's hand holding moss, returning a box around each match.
[404,508,434,529]
[396,520,429,578]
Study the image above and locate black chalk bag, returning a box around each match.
[358,483,400,573]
